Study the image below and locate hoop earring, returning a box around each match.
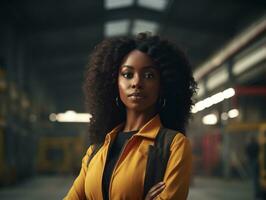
[116,96,120,107]
[159,96,166,109]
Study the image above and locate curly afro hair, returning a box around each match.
[83,32,197,144]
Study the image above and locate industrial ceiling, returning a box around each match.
[1,0,265,112]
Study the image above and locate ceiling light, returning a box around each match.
[191,106,197,113]
[233,46,266,75]
[52,110,92,123]
[194,16,266,81]
[192,88,235,114]
[137,0,168,11]
[228,109,239,118]
[221,112,228,120]
[210,92,224,104]
[132,19,158,35]
[223,88,235,99]
[206,66,228,91]
[104,19,130,37]
[49,113,57,122]
[202,114,218,125]
[104,0,134,10]
[197,81,205,97]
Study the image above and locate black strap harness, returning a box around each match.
[143,127,177,198]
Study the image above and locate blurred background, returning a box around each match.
[0,0,266,199]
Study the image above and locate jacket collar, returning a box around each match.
[106,114,162,141]
[135,114,161,139]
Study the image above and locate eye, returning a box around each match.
[144,72,154,79]
[121,71,133,79]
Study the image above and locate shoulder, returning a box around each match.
[163,128,191,153]
[82,145,93,158]
[85,143,103,155]
[83,144,97,160]
[85,145,94,155]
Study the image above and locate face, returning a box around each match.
[118,50,160,113]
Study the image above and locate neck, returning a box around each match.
[123,108,157,132]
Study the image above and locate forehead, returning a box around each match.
[120,50,155,69]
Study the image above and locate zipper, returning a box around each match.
[108,136,135,200]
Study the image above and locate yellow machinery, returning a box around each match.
[0,68,16,185]
[0,128,5,180]
[0,129,16,185]
[259,123,266,189]
[37,136,85,174]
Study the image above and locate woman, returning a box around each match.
[64,32,197,200]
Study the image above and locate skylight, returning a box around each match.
[137,0,168,11]
[104,19,130,37]
[132,19,158,35]
[104,0,134,10]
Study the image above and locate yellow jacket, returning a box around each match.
[64,114,192,200]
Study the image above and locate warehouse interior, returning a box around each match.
[0,0,266,199]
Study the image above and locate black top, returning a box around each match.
[102,130,138,200]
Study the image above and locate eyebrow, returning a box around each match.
[121,65,156,69]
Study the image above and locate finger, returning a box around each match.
[150,187,164,199]
[149,184,165,199]
[149,182,165,194]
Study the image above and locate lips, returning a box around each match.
[128,92,145,97]
[128,92,145,100]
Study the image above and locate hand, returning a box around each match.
[145,182,165,200]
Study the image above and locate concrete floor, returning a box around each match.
[0,175,254,200]
[189,177,253,200]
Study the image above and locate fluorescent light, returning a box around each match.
[210,92,224,104]
[49,113,57,122]
[193,101,205,112]
[221,112,228,120]
[192,88,235,114]
[228,109,239,118]
[202,97,213,108]
[104,0,134,10]
[206,66,228,91]
[202,114,218,125]
[137,0,168,11]
[223,88,235,99]
[197,82,205,97]
[104,19,130,37]
[132,19,158,35]
[191,106,197,113]
[51,110,92,123]
[233,46,266,75]
[194,16,266,81]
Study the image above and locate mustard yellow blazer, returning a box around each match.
[64,114,192,200]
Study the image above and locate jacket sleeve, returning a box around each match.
[63,145,94,200]
[157,134,192,200]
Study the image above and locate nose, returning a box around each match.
[131,74,143,89]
